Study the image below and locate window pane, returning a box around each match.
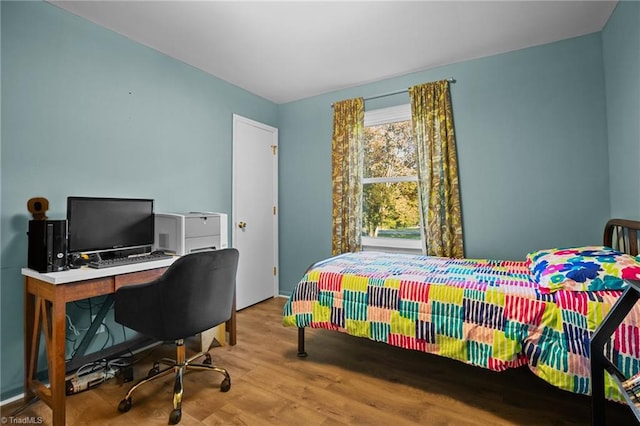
[363,121,416,178]
[362,181,420,239]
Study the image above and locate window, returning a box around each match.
[362,104,422,252]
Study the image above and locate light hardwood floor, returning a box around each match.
[2,297,637,425]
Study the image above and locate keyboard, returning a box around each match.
[87,252,173,269]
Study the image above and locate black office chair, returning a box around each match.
[114,249,239,425]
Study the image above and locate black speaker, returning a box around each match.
[28,220,68,272]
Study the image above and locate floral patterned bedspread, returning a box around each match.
[282,251,640,401]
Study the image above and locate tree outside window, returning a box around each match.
[362,104,422,250]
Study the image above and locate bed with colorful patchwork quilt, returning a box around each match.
[283,245,640,402]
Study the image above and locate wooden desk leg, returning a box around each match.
[24,286,67,425]
[226,298,237,346]
[23,279,37,403]
[50,293,67,426]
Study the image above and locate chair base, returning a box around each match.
[117,339,230,425]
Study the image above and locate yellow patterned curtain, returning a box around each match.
[331,98,364,255]
[409,81,464,257]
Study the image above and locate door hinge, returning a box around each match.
[271,145,277,155]
[273,206,277,215]
[273,266,277,276]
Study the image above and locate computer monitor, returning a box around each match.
[66,197,155,255]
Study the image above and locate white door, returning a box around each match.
[232,114,278,310]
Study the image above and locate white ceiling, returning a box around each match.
[50,1,617,104]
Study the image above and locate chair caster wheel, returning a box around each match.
[203,353,212,365]
[169,408,182,424]
[118,398,132,413]
[220,377,231,392]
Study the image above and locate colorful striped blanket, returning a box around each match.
[283,251,640,401]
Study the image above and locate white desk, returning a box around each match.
[21,257,179,284]
[22,259,236,426]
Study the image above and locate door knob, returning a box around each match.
[238,221,247,229]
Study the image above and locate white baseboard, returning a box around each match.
[1,392,27,407]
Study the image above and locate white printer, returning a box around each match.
[154,212,228,255]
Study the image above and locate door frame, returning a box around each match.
[232,114,279,305]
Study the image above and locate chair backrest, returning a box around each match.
[155,248,239,340]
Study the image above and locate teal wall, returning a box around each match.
[0,1,277,399]
[602,1,640,220]
[1,0,638,402]
[278,33,612,296]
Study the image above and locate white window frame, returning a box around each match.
[361,104,423,252]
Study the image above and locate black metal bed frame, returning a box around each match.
[590,281,640,424]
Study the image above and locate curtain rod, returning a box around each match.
[331,78,456,107]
